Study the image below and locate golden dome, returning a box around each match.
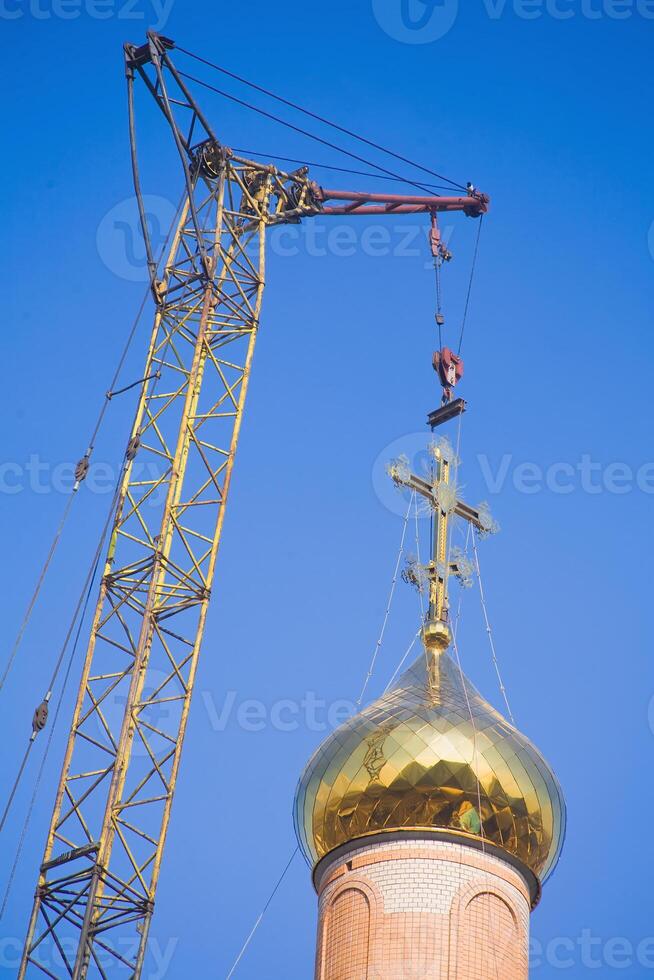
[294,648,565,883]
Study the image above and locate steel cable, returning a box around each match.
[0,195,183,695]
[356,494,413,706]
[0,476,122,841]
[176,70,441,198]
[176,46,468,192]
[225,848,299,979]
[457,214,484,356]
[0,547,102,919]
[472,529,516,725]
[229,148,453,191]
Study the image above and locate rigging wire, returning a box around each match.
[176,70,441,198]
[0,477,123,838]
[0,194,183,696]
[0,223,186,841]
[224,496,412,974]
[224,494,413,974]
[452,629,500,980]
[223,495,428,971]
[435,257,444,350]
[0,494,73,694]
[0,547,102,919]
[0,294,143,696]
[0,744,32,837]
[356,493,413,706]
[456,214,484,356]
[176,46,468,193]
[0,47,488,966]
[472,529,515,726]
[229,148,454,191]
[450,529,485,844]
[450,523,502,980]
[0,186,185,903]
[225,848,299,979]
[383,627,422,694]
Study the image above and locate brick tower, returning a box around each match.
[294,440,565,979]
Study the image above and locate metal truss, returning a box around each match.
[19,38,321,979]
[19,31,489,978]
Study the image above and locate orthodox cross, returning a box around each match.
[388,438,497,653]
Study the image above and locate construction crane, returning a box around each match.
[17,31,489,978]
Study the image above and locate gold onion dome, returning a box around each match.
[294,646,565,884]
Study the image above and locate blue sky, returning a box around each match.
[1,1,653,977]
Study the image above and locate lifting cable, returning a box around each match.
[356,493,413,706]
[177,69,442,199]
[0,208,183,894]
[229,148,453,191]
[0,195,183,696]
[225,495,415,976]
[0,545,102,919]
[451,526,509,980]
[450,528,486,834]
[0,300,180,848]
[225,848,299,979]
[176,46,468,194]
[0,476,123,838]
[447,455,487,845]
[435,255,444,350]
[456,214,484,357]
[472,529,515,725]
[0,300,143,696]
[453,629,501,980]
[383,627,422,694]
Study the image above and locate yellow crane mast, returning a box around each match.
[18,31,488,978]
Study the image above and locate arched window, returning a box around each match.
[320,887,371,980]
[455,890,521,979]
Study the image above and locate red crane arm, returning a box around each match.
[315,187,489,217]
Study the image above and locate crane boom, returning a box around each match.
[19,31,488,978]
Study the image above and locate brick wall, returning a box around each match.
[314,838,530,980]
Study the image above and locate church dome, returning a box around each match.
[294,647,565,883]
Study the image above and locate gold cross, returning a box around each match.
[388,439,497,653]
